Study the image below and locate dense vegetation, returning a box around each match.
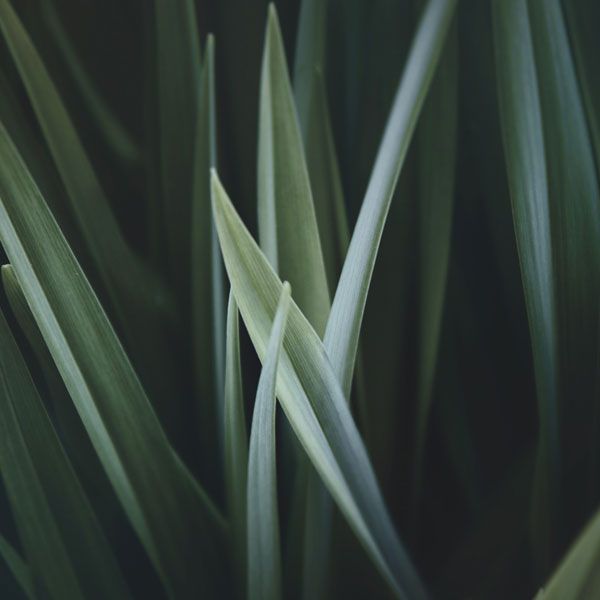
[0,0,599,598]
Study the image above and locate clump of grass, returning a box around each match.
[0,0,598,598]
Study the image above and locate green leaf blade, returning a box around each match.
[224,291,249,590]
[0,122,226,599]
[0,307,131,600]
[247,282,291,600]
[258,5,330,336]
[212,171,427,599]
[323,0,458,399]
[492,0,559,569]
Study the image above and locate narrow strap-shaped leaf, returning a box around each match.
[224,291,248,590]
[0,535,35,600]
[0,122,226,598]
[292,3,349,596]
[323,0,457,399]
[247,283,291,600]
[292,0,326,140]
[0,0,178,418]
[257,5,330,336]
[1,264,109,501]
[212,172,427,599]
[0,0,146,298]
[0,306,131,600]
[192,35,226,478]
[155,0,201,295]
[492,0,559,570]
[40,0,140,164]
[536,506,600,599]
[528,0,600,496]
[413,21,458,504]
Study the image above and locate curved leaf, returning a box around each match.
[212,171,426,599]
[247,282,291,600]
[323,0,458,399]
[0,122,226,598]
[492,0,559,569]
[0,306,131,600]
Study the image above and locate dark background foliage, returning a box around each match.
[0,1,598,598]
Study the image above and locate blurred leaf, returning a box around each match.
[192,35,226,476]
[0,122,226,598]
[528,0,600,505]
[212,171,426,599]
[257,5,330,336]
[492,0,559,570]
[0,0,178,421]
[536,505,600,599]
[247,282,291,600]
[0,535,34,600]
[224,291,248,592]
[154,0,201,295]
[413,21,458,504]
[0,306,131,600]
[292,0,325,141]
[40,0,140,164]
[562,0,600,177]
[323,0,457,399]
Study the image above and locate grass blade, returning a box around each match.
[492,0,559,571]
[1,264,107,499]
[224,291,248,591]
[0,0,177,417]
[0,306,131,600]
[257,5,330,336]
[192,35,226,474]
[0,122,226,598]
[528,0,600,505]
[323,0,457,399]
[247,282,291,600]
[212,172,427,599]
[413,21,458,505]
[292,3,350,596]
[0,535,34,600]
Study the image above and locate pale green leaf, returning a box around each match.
[1,264,107,499]
[247,282,291,600]
[0,122,226,598]
[257,5,330,336]
[0,306,131,600]
[192,35,227,472]
[323,0,458,399]
[224,291,248,591]
[212,171,426,599]
[292,3,348,596]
